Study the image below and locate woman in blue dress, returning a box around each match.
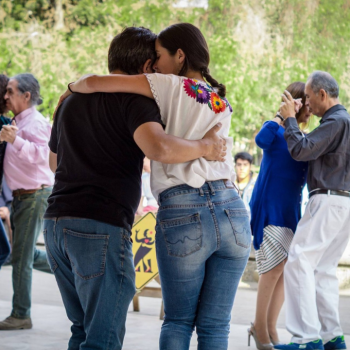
[248,82,311,349]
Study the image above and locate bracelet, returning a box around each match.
[275,112,285,122]
[67,82,75,93]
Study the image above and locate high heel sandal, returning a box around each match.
[247,322,274,350]
[269,336,282,346]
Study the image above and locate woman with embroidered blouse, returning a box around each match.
[248,82,311,350]
[57,23,251,350]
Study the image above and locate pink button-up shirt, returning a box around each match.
[3,106,54,191]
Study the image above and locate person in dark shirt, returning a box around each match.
[43,27,225,350]
[274,71,350,350]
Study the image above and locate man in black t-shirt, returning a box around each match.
[43,27,225,350]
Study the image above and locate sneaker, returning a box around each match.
[274,340,324,350]
[0,316,32,330]
[324,336,346,350]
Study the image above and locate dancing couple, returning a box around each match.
[249,72,349,350]
[45,23,251,350]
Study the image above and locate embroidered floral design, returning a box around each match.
[183,78,232,113]
[196,84,210,104]
[184,78,197,99]
[223,97,233,112]
[209,92,226,114]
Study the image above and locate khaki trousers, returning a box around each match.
[284,193,350,344]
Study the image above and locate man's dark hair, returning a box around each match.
[12,73,43,106]
[234,152,253,164]
[108,27,157,74]
[0,74,9,114]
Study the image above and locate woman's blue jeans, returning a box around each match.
[156,180,251,350]
[43,218,136,350]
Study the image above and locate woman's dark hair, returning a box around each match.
[13,73,43,106]
[108,27,157,75]
[285,82,307,122]
[157,23,226,97]
[0,74,9,115]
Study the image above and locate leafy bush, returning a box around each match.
[1,0,349,156]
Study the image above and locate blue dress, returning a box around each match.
[250,121,308,250]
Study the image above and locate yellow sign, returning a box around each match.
[132,212,158,290]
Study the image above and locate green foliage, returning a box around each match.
[1,0,350,155]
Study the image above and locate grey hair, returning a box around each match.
[12,73,43,106]
[307,71,339,98]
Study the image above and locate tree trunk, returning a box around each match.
[54,0,64,30]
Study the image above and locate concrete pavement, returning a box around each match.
[0,266,349,350]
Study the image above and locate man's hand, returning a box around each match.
[0,120,18,144]
[53,88,72,119]
[202,123,227,161]
[280,90,297,119]
[0,206,10,220]
[294,98,303,113]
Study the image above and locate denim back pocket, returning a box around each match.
[43,229,58,273]
[160,213,202,257]
[225,209,251,248]
[64,229,109,280]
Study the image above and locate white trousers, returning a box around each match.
[284,193,350,344]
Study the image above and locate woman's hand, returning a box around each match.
[202,123,227,162]
[53,88,72,119]
[52,74,96,119]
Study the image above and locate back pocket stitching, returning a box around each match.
[160,213,202,257]
[63,229,109,280]
[225,209,250,248]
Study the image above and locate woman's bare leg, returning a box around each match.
[253,260,285,344]
[267,263,286,343]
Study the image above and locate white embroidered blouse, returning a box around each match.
[145,73,236,199]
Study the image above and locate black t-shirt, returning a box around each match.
[44,92,162,231]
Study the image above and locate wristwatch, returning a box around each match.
[275,112,285,122]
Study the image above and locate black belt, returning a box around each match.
[309,189,350,199]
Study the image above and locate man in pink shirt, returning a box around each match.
[0,73,54,330]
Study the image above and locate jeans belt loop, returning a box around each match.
[199,187,204,197]
[207,181,216,196]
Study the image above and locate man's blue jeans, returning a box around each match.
[156,180,251,350]
[43,218,136,350]
[11,187,52,319]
